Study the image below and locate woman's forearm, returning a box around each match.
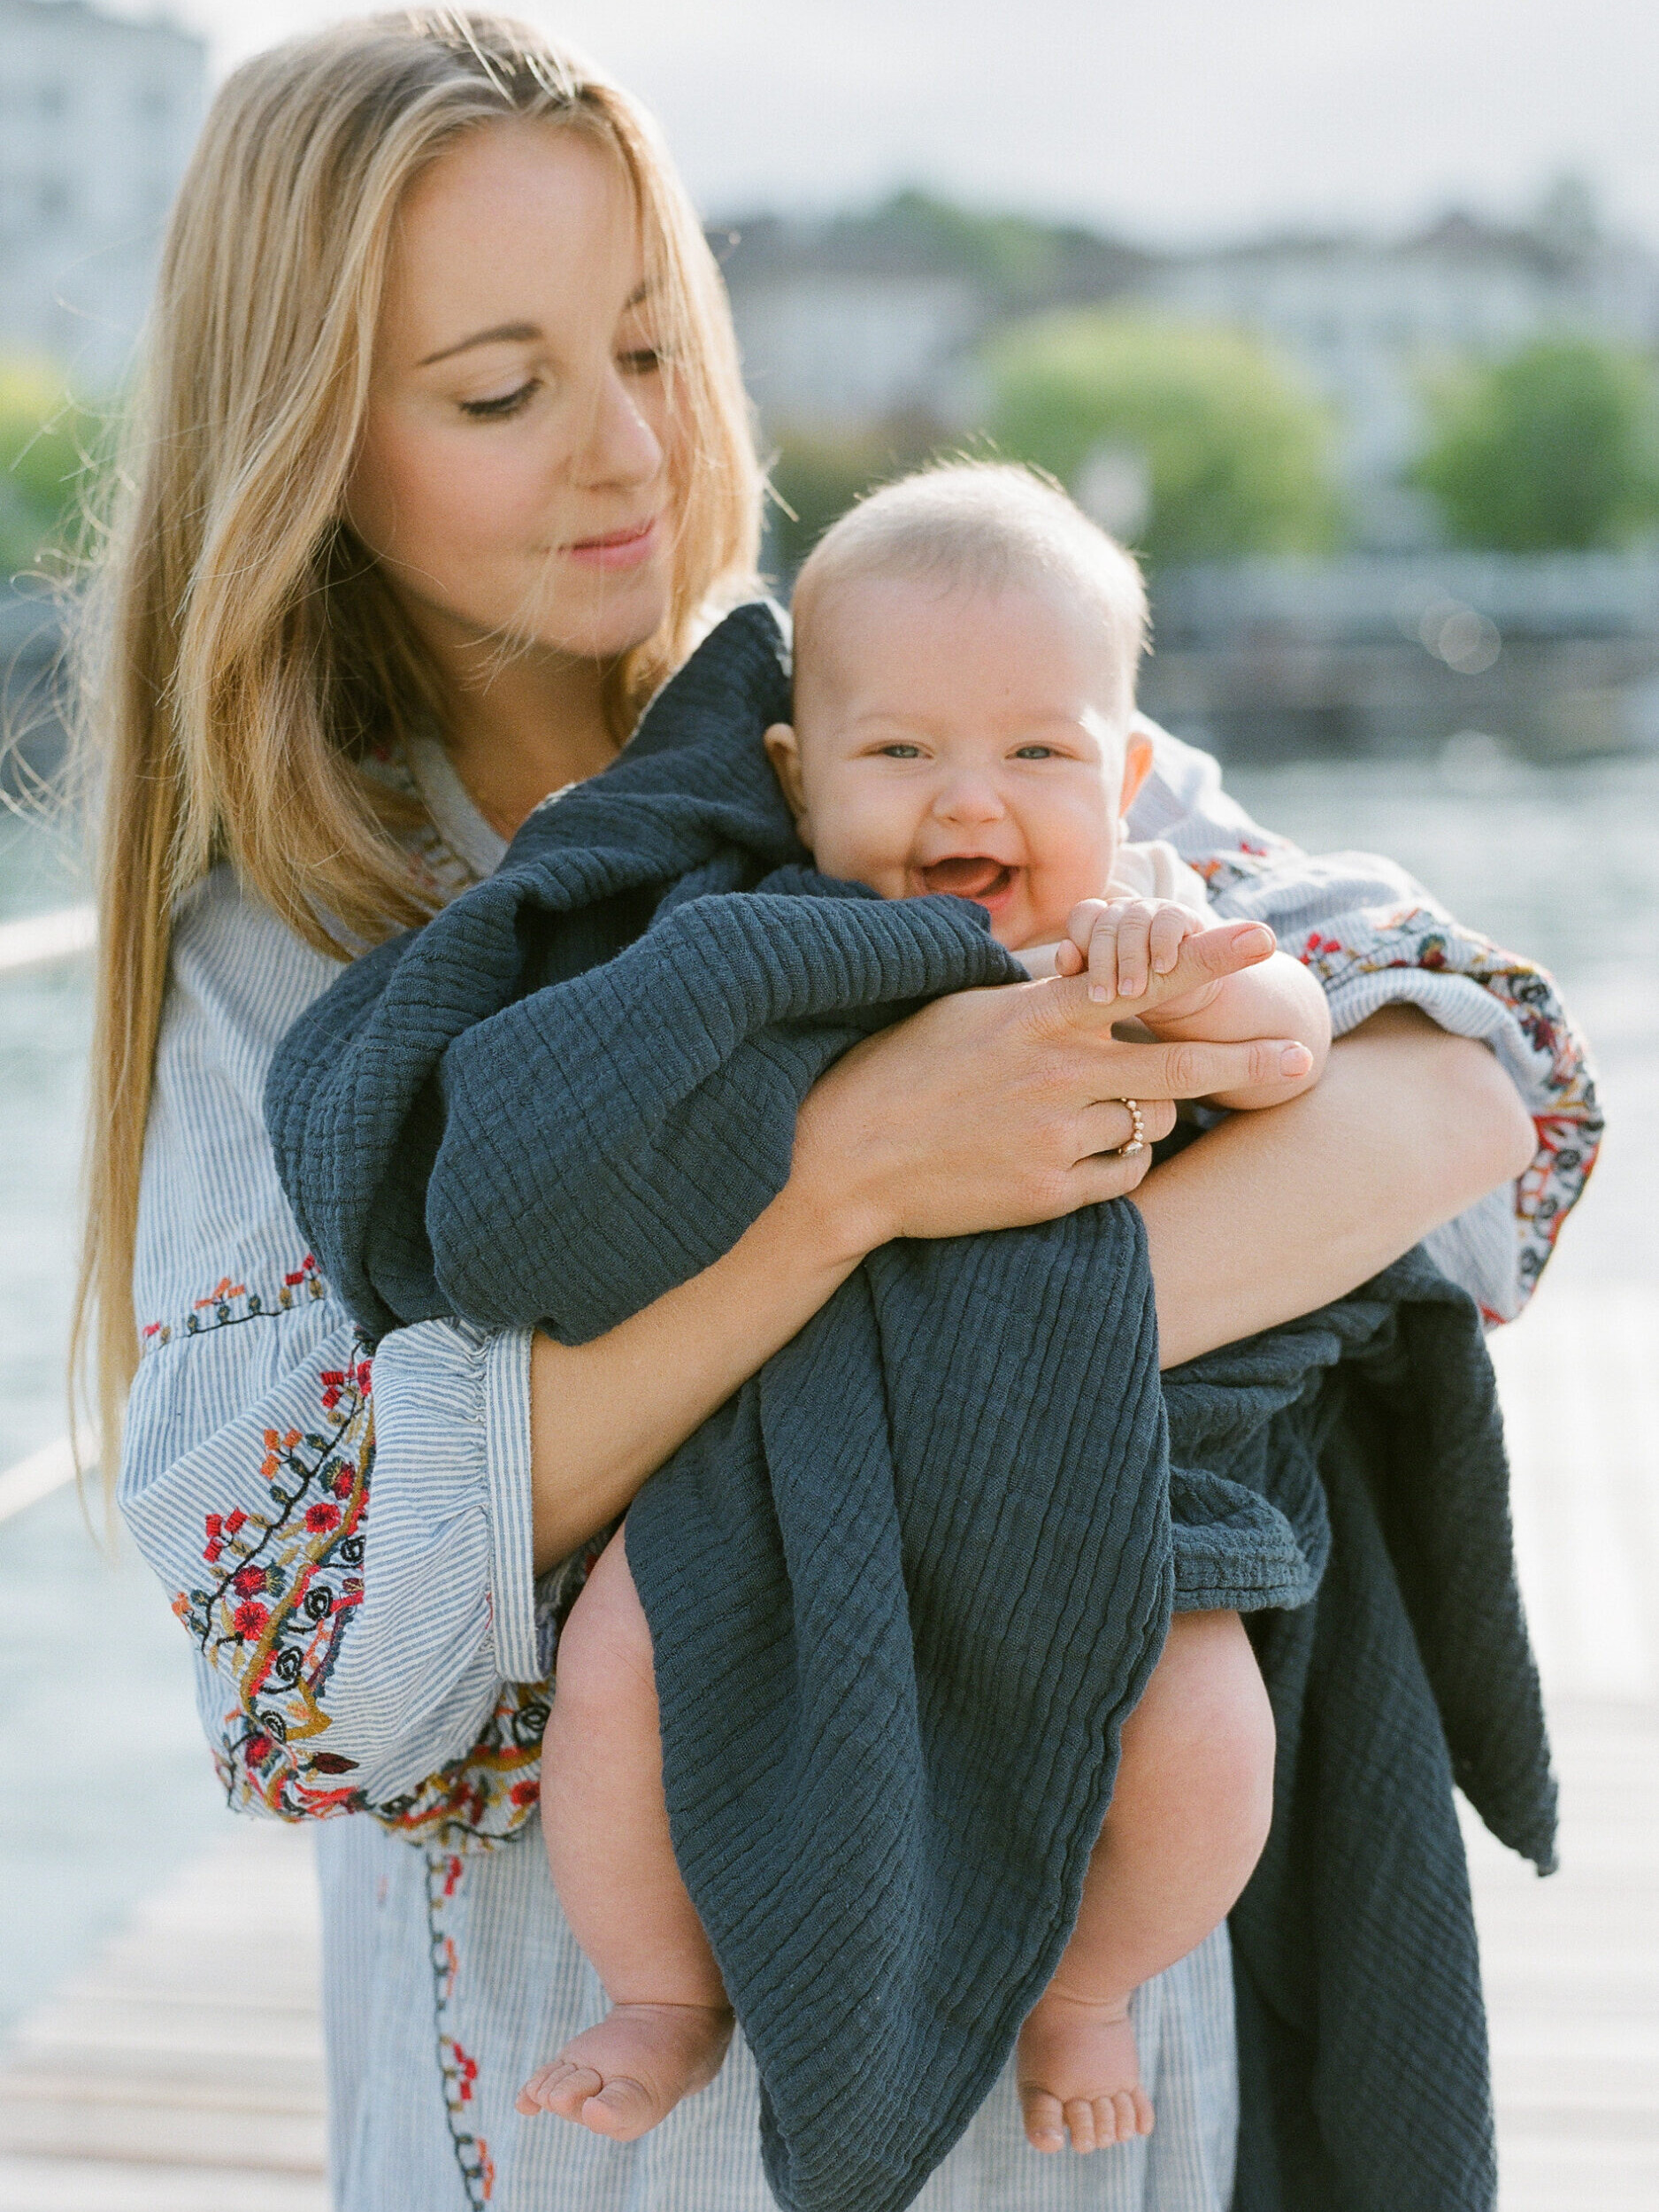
[1136,1005,1537,1369]
[529,1172,866,1571]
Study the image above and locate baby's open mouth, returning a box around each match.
[919,857,1018,902]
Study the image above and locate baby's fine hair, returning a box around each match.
[790,462,1149,721]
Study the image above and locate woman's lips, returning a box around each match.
[565,517,660,571]
[919,856,1018,907]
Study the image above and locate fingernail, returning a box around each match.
[1280,1044,1313,1073]
[1090,984,1109,1002]
[1234,925,1272,953]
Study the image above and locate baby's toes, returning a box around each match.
[1129,2085,1156,2138]
[518,2059,602,2121]
[1019,2085,1066,2154]
[581,2074,659,2142]
[1064,2096,1101,2154]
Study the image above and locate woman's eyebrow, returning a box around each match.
[419,321,541,367]
[416,283,655,369]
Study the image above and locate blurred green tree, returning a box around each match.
[0,364,98,585]
[981,311,1342,566]
[1409,338,1659,551]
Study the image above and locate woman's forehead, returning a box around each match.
[381,119,644,361]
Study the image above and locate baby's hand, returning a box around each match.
[1056,897,1218,1007]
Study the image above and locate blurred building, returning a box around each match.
[719,179,1659,556]
[0,0,206,386]
[1141,181,1659,547]
[717,191,1153,432]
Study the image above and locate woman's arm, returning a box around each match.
[528,924,1310,1567]
[1137,1005,1537,1370]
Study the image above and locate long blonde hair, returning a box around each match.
[73,10,762,1473]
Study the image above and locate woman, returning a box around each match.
[80,16,1593,2211]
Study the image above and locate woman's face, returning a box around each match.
[349,119,677,664]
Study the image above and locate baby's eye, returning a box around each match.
[459,380,541,420]
[877,743,923,759]
[1012,744,1056,759]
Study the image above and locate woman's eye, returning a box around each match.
[459,380,540,420]
[619,347,664,375]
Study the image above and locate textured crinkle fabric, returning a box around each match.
[267,603,1554,2212]
[1163,1256,1555,2212]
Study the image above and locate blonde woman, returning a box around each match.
[81,14,1596,2211]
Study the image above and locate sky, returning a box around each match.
[94,0,1659,247]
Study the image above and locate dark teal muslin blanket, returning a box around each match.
[268,603,1556,2212]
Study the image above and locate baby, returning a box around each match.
[518,465,1331,2157]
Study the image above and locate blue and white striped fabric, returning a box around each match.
[119,721,1587,2211]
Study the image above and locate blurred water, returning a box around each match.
[0,751,1654,2032]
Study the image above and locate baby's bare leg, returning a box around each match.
[1018,1609,1275,2154]
[518,1530,733,2141]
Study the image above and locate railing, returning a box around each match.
[0,902,95,975]
[0,1433,81,1525]
[0,906,97,1520]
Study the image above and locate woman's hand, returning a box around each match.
[791,919,1311,1259]
[528,919,1307,1566]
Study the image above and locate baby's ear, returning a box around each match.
[763,722,810,832]
[1118,724,1156,816]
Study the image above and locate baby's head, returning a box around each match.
[765,463,1153,952]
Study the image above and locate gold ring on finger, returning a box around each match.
[1112,1097,1146,1158]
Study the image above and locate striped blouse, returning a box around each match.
[119,721,1598,2211]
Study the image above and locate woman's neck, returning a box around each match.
[415,618,624,841]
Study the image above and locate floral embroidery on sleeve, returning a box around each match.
[156,1265,608,1850]
[171,1338,377,1821]
[141,1254,325,1351]
[1294,907,1601,1310]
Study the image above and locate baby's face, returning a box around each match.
[767,574,1149,951]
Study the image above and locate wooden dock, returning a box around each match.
[0,1284,1652,2209]
[0,1824,326,2210]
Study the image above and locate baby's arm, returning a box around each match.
[1057,898,1330,1111]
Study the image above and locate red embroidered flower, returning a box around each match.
[305,1502,342,1535]
[245,1732,272,1764]
[232,1599,270,1639]
[233,1564,267,1597]
[225,1509,247,1535]
[511,1778,540,1808]
[331,1463,356,1496]
[450,2039,480,2101]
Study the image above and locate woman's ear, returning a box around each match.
[764,722,811,841]
[1118,725,1156,818]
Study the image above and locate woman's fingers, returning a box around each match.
[1133,921,1272,1015]
[1075,1095,1177,1156]
[1107,1033,1313,1102]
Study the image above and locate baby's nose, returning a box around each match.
[933,773,1006,823]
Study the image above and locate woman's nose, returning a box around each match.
[571,369,663,489]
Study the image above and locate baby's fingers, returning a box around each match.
[1086,918,1121,1002]
[1105,902,1158,1000]
[1149,904,1199,976]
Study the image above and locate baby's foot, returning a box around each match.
[516,2001,733,2141]
[1016,1986,1156,2154]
